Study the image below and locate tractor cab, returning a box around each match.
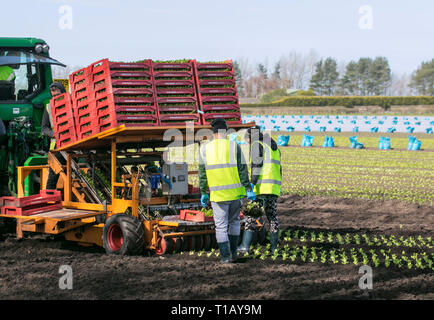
[0,49,65,101]
[0,38,66,196]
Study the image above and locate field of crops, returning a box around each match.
[277,146,434,205]
[186,132,434,206]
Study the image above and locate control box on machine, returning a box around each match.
[162,163,188,195]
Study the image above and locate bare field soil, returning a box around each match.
[0,195,432,300]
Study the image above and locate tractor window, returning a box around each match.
[0,50,46,102]
[11,63,42,100]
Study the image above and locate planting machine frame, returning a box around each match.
[0,122,266,255]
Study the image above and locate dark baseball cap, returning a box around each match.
[211,118,228,133]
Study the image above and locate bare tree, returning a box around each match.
[388,73,411,96]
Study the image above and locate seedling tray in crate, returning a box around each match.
[159,113,201,126]
[195,62,234,71]
[201,104,240,112]
[70,58,154,105]
[201,112,242,125]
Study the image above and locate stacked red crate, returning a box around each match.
[194,61,241,125]
[49,92,78,148]
[152,61,201,126]
[0,190,62,216]
[69,59,159,139]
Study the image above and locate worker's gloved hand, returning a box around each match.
[250,183,255,192]
[246,188,256,201]
[201,194,209,207]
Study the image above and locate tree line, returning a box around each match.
[233,53,433,99]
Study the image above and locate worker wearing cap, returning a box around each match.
[198,118,255,263]
[43,82,67,190]
[238,127,282,253]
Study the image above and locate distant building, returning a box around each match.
[286,88,299,95]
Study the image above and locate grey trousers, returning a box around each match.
[211,199,242,243]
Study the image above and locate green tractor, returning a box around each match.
[0,37,66,197]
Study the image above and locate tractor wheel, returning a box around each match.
[103,214,145,255]
[172,237,182,253]
[203,234,212,250]
[155,237,173,255]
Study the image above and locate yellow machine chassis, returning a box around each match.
[2,123,256,252]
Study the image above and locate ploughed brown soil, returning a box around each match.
[0,195,432,300]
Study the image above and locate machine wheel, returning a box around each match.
[210,235,218,249]
[172,237,182,253]
[202,234,212,250]
[194,235,203,251]
[180,236,189,252]
[155,237,173,255]
[103,214,145,255]
[186,236,196,251]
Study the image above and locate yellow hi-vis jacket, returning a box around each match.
[251,140,281,196]
[46,104,56,150]
[0,66,16,82]
[201,138,246,202]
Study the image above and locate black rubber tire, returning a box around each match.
[103,214,145,255]
[172,237,182,253]
[194,235,203,251]
[180,236,189,252]
[186,236,196,251]
[203,234,212,250]
[211,234,218,249]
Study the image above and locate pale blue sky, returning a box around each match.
[2,0,433,74]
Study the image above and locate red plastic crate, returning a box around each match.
[0,190,62,217]
[154,80,196,87]
[156,87,196,95]
[159,114,201,126]
[195,62,233,71]
[49,93,77,147]
[152,62,193,71]
[179,209,213,222]
[201,104,240,112]
[158,105,198,113]
[199,87,237,95]
[2,203,63,216]
[55,125,78,148]
[201,112,241,125]
[196,70,234,78]
[201,96,238,104]
[0,190,61,208]
[50,93,75,130]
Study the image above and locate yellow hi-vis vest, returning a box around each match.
[0,66,16,82]
[46,104,56,150]
[251,141,281,196]
[201,138,246,202]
